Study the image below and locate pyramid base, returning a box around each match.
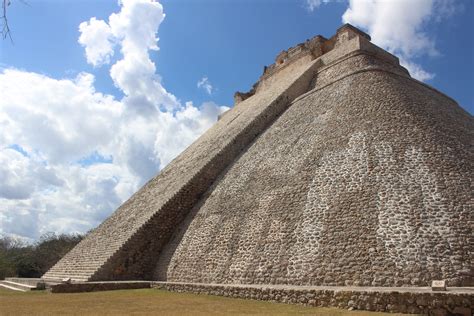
[49,280,152,293]
[153,282,473,315]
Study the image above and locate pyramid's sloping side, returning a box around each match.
[42,52,320,281]
[155,54,473,286]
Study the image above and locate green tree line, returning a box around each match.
[0,232,83,279]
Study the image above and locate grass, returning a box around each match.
[0,288,416,316]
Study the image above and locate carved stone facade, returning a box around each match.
[43,24,473,290]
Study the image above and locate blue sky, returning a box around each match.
[3,0,473,109]
[0,0,473,240]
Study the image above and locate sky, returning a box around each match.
[0,0,473,241]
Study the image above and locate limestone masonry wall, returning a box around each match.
[155,55,472,287]
[153,282,473,315]
[44,24,472,289]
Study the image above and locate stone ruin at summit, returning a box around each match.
[43,24,473,289]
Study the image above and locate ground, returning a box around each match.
[0,288,417,315]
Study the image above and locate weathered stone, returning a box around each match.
[61,278,72,284]
[43,23,472,306]
[152,282,473,315]
[51,281,151,293]
[432,280,447,291]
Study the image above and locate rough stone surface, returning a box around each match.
[0,278,45,291]
[44,23,473,296]
[155,52,472,288]
[4,278,46,287]
[43,37,321,282]
[51,281,151,293]
[153,282,473,316]
[432,281,447,291]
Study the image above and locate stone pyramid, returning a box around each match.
[43,24,473,287]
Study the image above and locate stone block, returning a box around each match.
[431,280,447,291]
[62,278,72,284]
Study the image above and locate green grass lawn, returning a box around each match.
[0,288,417,316]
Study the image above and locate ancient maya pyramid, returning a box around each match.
[43,24,473,287]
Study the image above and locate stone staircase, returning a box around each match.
[43,255,114,282]
[0,278,46,291]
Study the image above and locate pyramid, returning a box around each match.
[43,24,473,287]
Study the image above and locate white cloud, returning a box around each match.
[0,70,122,164]
[341,0,457,81]
[0,147,62,201]
[305,0,457,82]
[79,0,178,112]
[0,0,228,241]
[78,18,115,67]
[108,0,180,112]
[197,76,214,95]
[343,0,438,58]
[399,58,435,82]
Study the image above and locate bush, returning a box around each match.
[0,232,83,279]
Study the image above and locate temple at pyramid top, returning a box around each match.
[234,24,385,104]
[43,24,473,288]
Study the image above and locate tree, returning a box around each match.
[1,0,29,42]
[33,232,83,276]
[0,236,29,279]
[0,233,83,279]
[1,0,12,41]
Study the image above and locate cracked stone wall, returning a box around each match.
[154,55,473,286]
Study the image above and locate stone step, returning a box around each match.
[43,276,89,282]
[45,272,89,277]
[46,272,95,276]
[46,269,96,273]
[50,261,110,266]
[48,266,100,270]
[5,278,45,287]
[0,282,27,292]
[43,272,90,278]
[1,280,36,291]
[41,280,62,284]
[47,266,100,270]
[50,264,102,268]
[52,258,111,262]
[41,277,65,284]
[44,274,92,279]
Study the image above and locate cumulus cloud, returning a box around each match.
[0,70,122,164]
[341,0,458,81]
[399,58,435,82]
[197,76,214,95]
[0,146,64,201]
[0,0,228,241]
[78,18,115,67]
[79,0,178,112]
[306,0,458,82]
